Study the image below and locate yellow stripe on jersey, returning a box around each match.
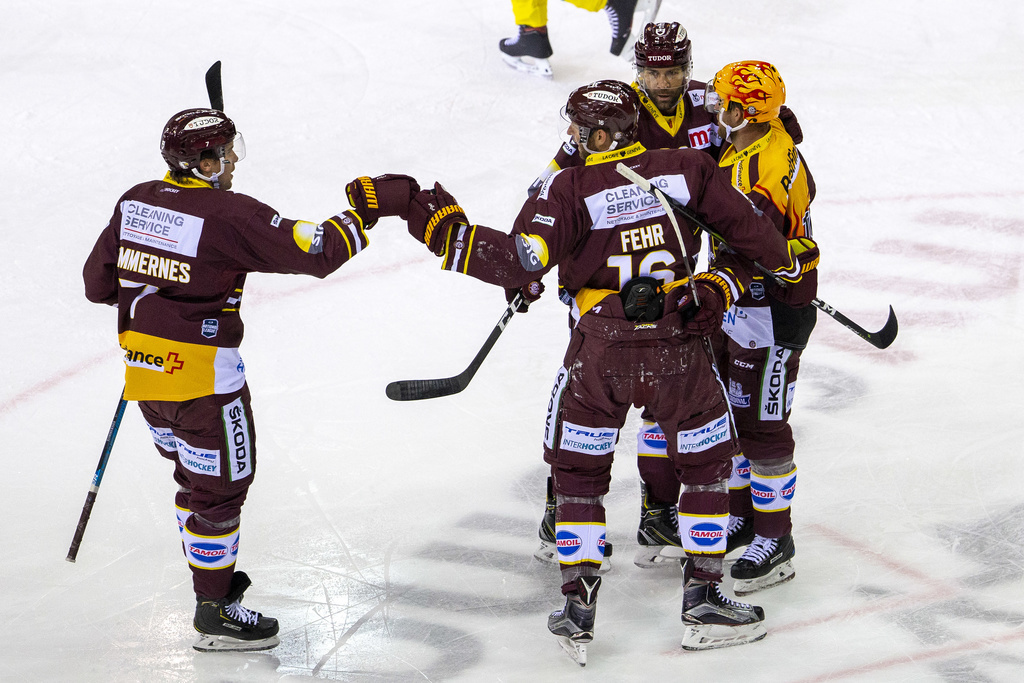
[326,218,354,259]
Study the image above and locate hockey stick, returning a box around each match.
[205,61,223,111]
[615,163,899,349]
[386,293,525,401]
[66,390,129,562]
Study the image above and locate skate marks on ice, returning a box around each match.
[771,514,1024,682]
[808,203,1024,364]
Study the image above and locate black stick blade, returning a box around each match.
[386,378,465,401]
[205,61,223,111]
[870,306,899,349]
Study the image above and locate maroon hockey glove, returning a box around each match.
[775,236,820,284]
[505,280,545,312]
[779,106,803,144]
[345,173,420,229]
[680,273,732,337]
[407,182,467,256]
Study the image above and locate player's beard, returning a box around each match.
[649,87,682,115]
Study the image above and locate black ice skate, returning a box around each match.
[731,533,796,595]
[193,571,280,652]
[726,515,756,556]
[608,0,662,59]
[548,575,601,667]
[633,483,685,568]
[680,574,767,651]
[499,25,553,79]
[534,477,612,571]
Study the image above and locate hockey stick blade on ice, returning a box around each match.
[386,293,524,401]
[66,390,128,562]
[615,163,899,350]
[205,61,223,111]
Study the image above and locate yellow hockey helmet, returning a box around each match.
[706,61,786,123]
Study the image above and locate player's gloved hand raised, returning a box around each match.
[407,182,467,256]
[506,280,544,312]
[679,273,732,337]
[345,174,420,229]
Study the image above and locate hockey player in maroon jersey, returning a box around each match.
[403,81,817,659]
[83,108,418,651]
[527,21,808,571]
[703,61,818,594]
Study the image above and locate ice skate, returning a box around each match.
[680,575,766,651]
[499,25,553,79]
[726,515,756,556]
[193,571,280,652]
[607,0,661,58]
[633,483,685,568]
[534,477,612,571]
[731,533,796,595]
[548,575,601,667]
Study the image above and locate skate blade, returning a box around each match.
[500,54,553,79]
[633,544,686,568]
[192,633,280,652]
[556,635,589,666]
[618,0,663,62]
[535,540,612,573]
[733,562,795,596]
[681,621,766,651]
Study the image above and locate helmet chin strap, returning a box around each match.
[578,126,619,156]
[191,149,231,188]
[717,109,748,143]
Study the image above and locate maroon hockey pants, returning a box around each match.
[139,384,256,600]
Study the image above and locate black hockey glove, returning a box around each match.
[345,173,420,229]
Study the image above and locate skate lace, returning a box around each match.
[225,600,259,626]
[713,583,752,609]
[738,535,778,564]
[726,515,747,535]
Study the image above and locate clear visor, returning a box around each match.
[637,65,689,91]
[225,132,246,163]
[704,84,724,114]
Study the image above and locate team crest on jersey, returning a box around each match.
[687,89,705,107]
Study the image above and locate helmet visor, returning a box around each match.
[227,133,246,164]
[704,83,724,114]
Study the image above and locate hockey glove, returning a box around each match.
[505,280,545,312]
[680,273,732,337]
[407,182,467,256]
[779,106,803,145]
[345,173,420,229]
[774,236,820,284]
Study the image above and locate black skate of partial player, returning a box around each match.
[548,575,601,666]
[193,571,280,652]
[499,25,554,78]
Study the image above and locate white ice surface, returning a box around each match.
[2,1,1024,681]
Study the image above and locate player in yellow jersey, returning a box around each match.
[703,61,818,594]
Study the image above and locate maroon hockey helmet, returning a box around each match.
[564,80,640,150]
[160,108,238,172]
[634,22,692,70]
